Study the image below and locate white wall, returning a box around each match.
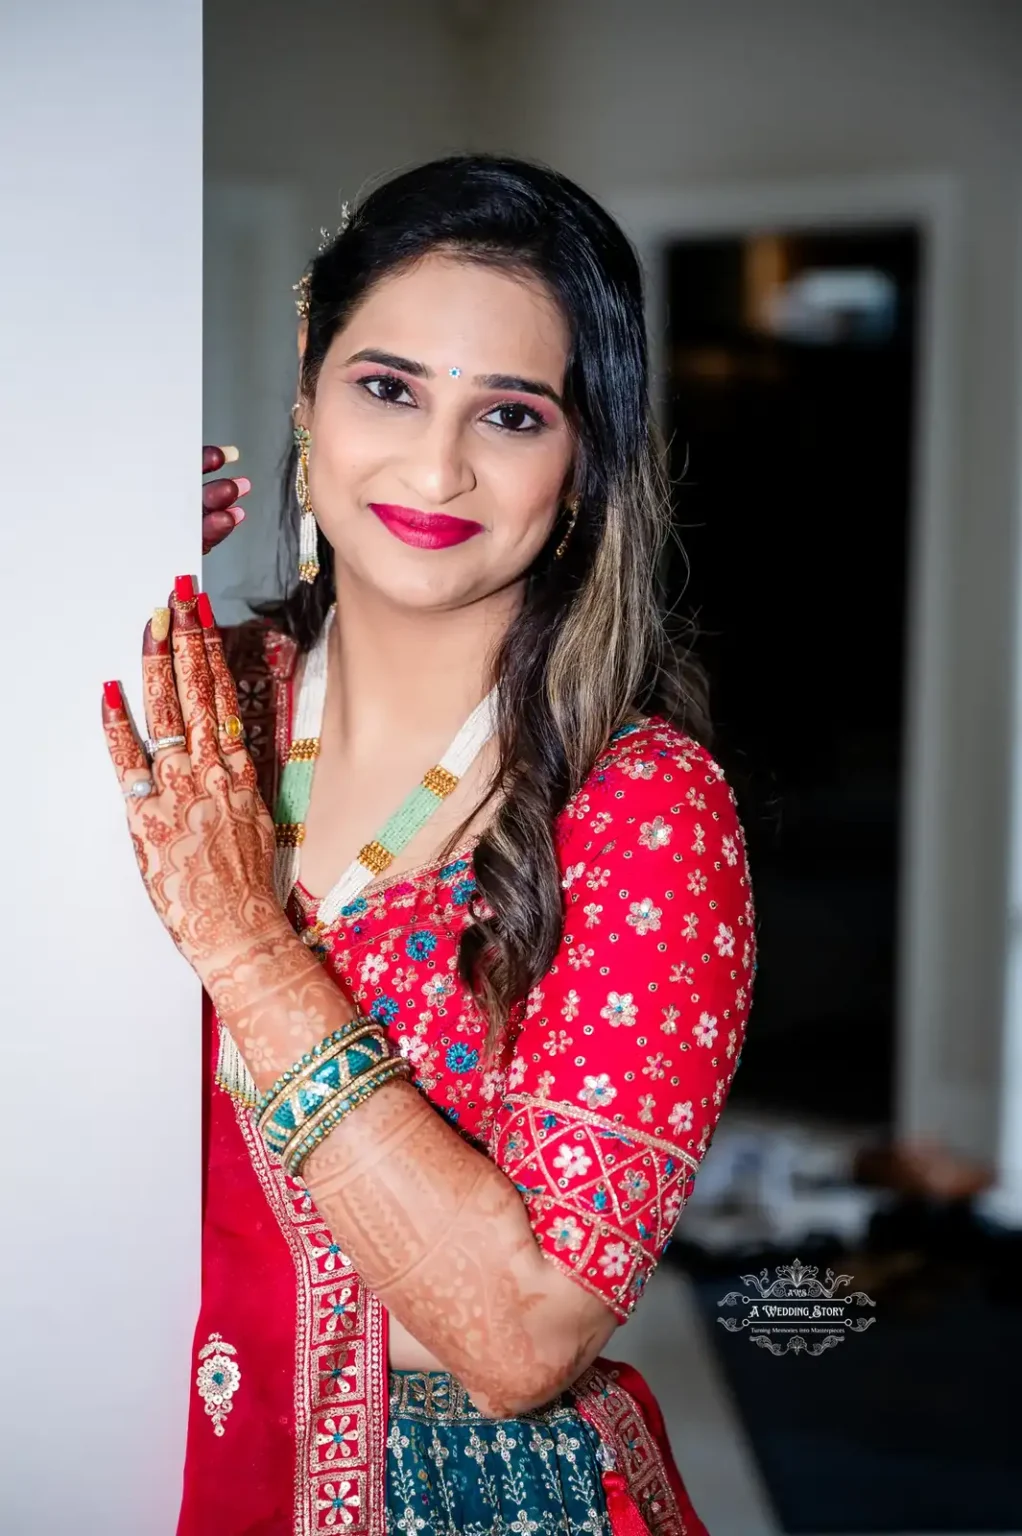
[0,4,202,1530]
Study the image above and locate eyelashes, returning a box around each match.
[354,373,549,434]
[358,374,413,408]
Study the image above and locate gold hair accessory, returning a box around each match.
[554,496,581,561]
[292,203,353,320]
[292,273,311,321]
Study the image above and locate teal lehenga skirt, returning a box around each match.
[387,1370,611,1536]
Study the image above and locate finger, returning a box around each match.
[203,444,239,475]
[141,607,189,787]
[197,591,259,791]
[203,475,250,513]
[202,508,243,554]
[202,474,249,554]
[101,680,154,804]
[170,575,223,776]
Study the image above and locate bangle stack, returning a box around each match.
[256,1015,411,1177]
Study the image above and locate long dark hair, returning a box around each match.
[265,153,709,1049]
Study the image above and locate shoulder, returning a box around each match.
[555,714,744,866]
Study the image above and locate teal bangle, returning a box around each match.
[281,1054,412,1177]
[257,1018,386,1158]
[254,1018,373,1120]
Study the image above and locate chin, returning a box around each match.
[379,578,473,612]
[353,557,484,613]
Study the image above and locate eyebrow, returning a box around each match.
[344,349,564,409]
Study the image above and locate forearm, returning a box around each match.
[301,1079,614,1415]
[202,924,359,1090]
[204,930,614,1412]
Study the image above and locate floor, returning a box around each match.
[613,1265,779,1536]
[613,1261,1020,1536]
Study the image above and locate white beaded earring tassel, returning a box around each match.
[298,505,320,584]
[294,423,320,584]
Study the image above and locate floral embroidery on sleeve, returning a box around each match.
[490,723,755,1319]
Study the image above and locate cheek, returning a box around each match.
[487,452,569,544]
[310,407,385,498]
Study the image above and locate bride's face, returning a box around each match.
[300,252,575,611]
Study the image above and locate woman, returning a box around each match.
[102,155,755,1536]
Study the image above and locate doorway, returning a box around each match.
[663,226,921,1126]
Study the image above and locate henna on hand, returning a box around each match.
[201,616,259,793]
[203,931,361,1088]
[101,583,295,994]
[142,611,186,772]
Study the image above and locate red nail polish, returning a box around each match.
[174,574,195,602]
[197,591,215,629]
[103,680,123,710]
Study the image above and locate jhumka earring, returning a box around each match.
[554,496,581,561]
[292,413,319,584]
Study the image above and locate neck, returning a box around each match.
[324,560,520,760]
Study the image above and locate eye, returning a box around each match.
[359,373,415,406]
[482,402,546,433]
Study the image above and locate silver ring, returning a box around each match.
[122,778,155,801]
[144,734,186,755]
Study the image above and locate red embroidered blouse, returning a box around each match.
[291,714,754,1320]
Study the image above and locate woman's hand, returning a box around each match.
[101,577,290,997]
[203,444,250,553]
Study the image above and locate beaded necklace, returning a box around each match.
[215,605,500,1109]
[272,604,500,929]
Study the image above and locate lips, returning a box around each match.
[369,503,483,550]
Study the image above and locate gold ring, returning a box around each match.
[220,714,245,743]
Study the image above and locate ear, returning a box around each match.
[294,323,311,425]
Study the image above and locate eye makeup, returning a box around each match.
[348,366,554,433]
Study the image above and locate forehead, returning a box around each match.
[338,252,570,376]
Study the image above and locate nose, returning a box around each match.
[399,407,477,507]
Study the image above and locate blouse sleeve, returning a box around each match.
[489,724,756,1320]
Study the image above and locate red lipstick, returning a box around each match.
[369,503,483,549]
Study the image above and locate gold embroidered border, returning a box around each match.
[573,1363,691,1536]
[234,1100,388,1534]
[540,1243,645,1321]
[389,1369,576,1424]
[494,1096,699,1318]
[291,839,482,948]
[500,1095,700,1170]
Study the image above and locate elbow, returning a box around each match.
[467,1351,585,1420]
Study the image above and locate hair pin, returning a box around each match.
[294,204,353,319]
